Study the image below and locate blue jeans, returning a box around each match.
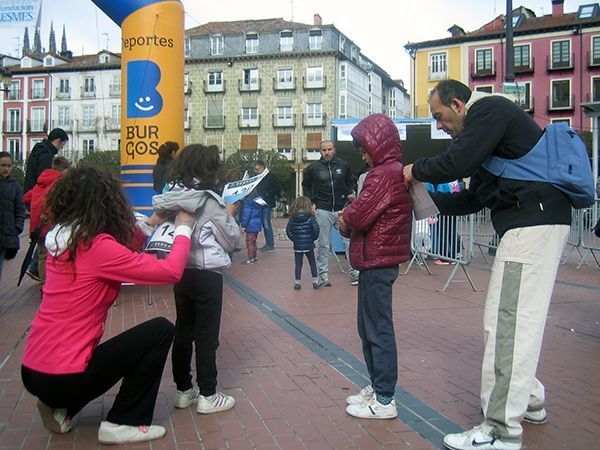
[261,207,274,247]
[357,265,399,397]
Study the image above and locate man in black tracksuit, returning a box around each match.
[404,80,571,450]
[302,140,356,286]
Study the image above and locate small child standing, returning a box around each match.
[240,192,262,264]
[23,156,71,283]
[286,196,320,290]
[339,114,412,419]
[0,152,26,282]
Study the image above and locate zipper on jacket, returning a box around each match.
[328,163,335,212]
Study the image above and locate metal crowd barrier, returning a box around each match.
[403,201,600,292]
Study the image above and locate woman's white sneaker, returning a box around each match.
[345,385,375,405]
[36,400,72,434]
[196,391,235,414]
[98,421,166,444]
[174,386,200,408]
[345,397,397,419]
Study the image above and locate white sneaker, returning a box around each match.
[443,425,521,450]
[36,400,72,434]
[345,397,397,419]
[174,386,200,408]
[346,385,374,405]
[523,407,547,424]
[98,421,166,444]
[196,391,235,414]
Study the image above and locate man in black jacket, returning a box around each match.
[254,160,280,253]
[24,128,68,194]
[404,80,571,450]
[302,140,357,286]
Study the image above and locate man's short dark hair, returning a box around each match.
[51,156,71,171]
[254,160,266,169]
[430,80,472,107]
[48,128,68,142]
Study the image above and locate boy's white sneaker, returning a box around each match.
[196,391,235,414]
[345,385,374,405]
[98,421,166,444]
[345,397,397,419]
[443,425,521,450]
[174,386,200,408]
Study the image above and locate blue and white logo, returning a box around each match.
[127,60,163,118]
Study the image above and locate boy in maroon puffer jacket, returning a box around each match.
[339,113,412,419]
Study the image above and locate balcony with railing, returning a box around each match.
[79,118,99,131]
[277,148,295,161]
[203,115,225,129]
[203,80,226,93]
[2,121,22,133]
[547,54,574,71]
[30,88,46,100]
[109,84,121,97]
[272,114,296,128]
[303,75,327,90]
[471,61,496,79]
[547,95,575,111]
[238,114,261,128]
[52,120,74,131]
[514,57,535,75]
[55,87,71,99]
[81,87,96,98]
[238,78,261,93]
[302,113,327,127]
[5,89,21,101]
[27,120,47,133]
[273,78,296,91]
[104,118,120,131]
[303,148,321,161]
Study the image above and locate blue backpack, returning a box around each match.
[482,122,595,209]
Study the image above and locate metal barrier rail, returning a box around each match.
[574,200,600,269]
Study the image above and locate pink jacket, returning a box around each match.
[343,114,413,270]
[22,230,191,374]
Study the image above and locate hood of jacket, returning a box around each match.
[464,91,514,115]
[36,168,62,189]
[152,188,225,213]
[45,224,74,257]
[351,113,402,166]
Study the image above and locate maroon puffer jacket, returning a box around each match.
[342,114,412,270]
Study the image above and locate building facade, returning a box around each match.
[405,1,600,132]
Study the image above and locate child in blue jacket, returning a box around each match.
[286,196,320,290]
[240,192,263,264]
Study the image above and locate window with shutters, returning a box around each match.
[240,134,258,150]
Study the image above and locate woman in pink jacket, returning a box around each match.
[20,167,195,445]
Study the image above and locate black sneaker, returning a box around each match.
[259,245,275,253]
[312,282,320,289]
[294,282,301,290]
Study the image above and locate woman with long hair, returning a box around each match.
[21,166,195,444]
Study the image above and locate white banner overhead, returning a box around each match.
[0,0,42,28]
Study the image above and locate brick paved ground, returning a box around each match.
[0,218,598,449]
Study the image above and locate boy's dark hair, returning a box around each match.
[254,160,266,169]
[0,151,12,160]
[167,143,223,191]
[156,141,179,165]
[51,156,71,171]
[430,80,472,107]
[45,166,137,265]
[48,128,68,142]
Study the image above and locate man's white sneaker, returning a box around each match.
[523,407,547,424]
[36,400,72,434]
[345,397,397,419]
[174,386,200,408]
[443,425,521,450]
[98,421,166,444]
[346,385,374,405]
[196,391,235,414]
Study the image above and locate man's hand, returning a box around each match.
[403,164,415,189]
[338,210,348,234]
[347,193,356,203]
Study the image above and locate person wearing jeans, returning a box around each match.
[254,160,280,253]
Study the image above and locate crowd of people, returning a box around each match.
[0,76,590,450]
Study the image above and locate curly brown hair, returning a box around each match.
[167,144,224,191]
[45,166,137,264]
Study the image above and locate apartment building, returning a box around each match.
[183,15,408,189]
[1,50,121,162]
[405,0,600,132]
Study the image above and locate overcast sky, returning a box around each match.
[0,0,591,86]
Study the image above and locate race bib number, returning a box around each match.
[146,221,176,253]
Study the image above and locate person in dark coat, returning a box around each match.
[254,160,280,253]
[285,196,320,290]
[0,152,26,281]
[339,113,412,420]
[23,128,68,194]
[152,142,179,194]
